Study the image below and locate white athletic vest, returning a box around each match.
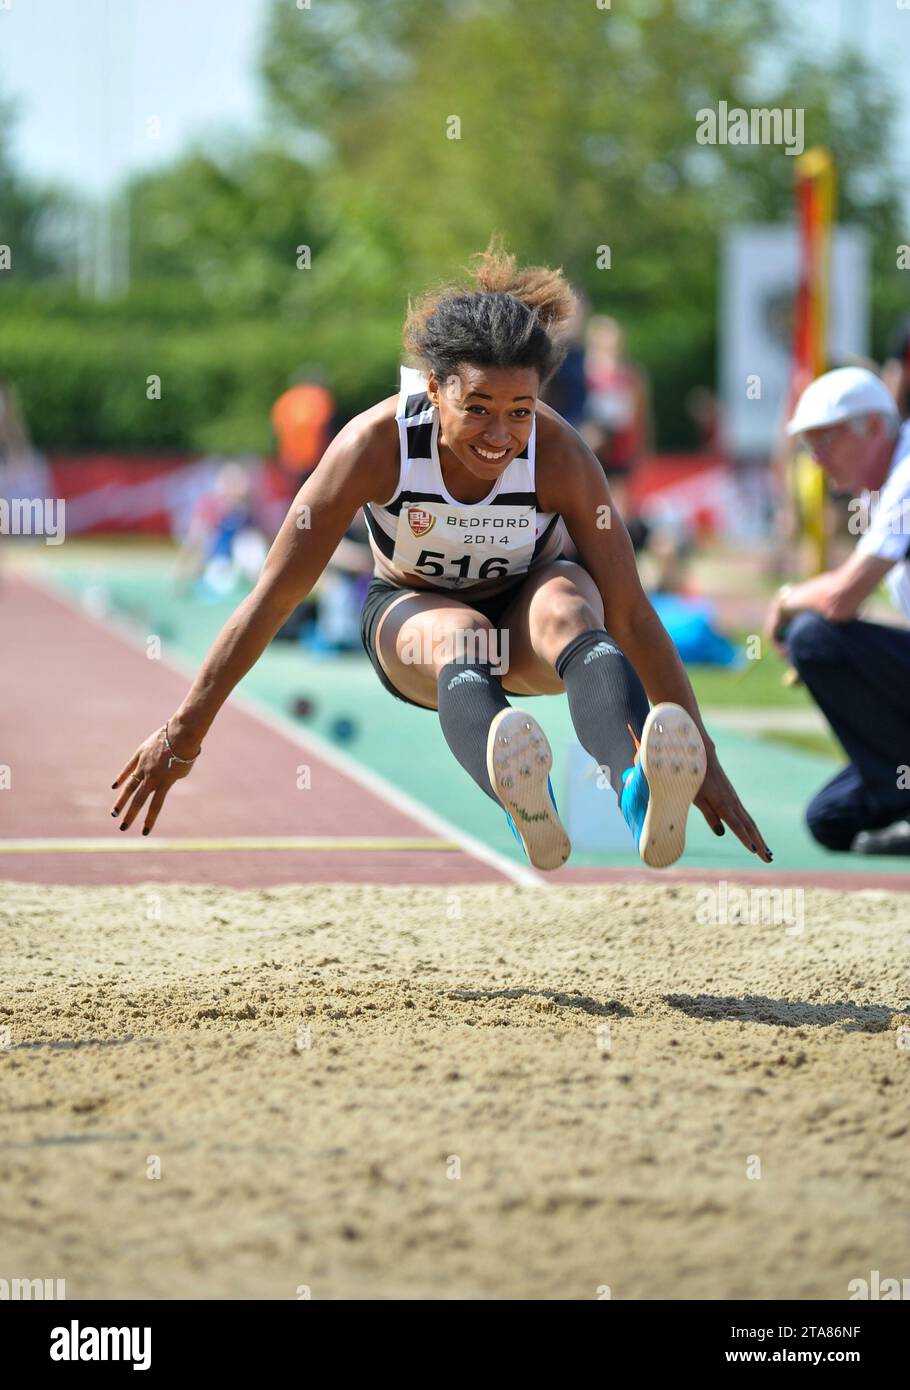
[362,366,567,597]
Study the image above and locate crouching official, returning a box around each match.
[767,367,910,855]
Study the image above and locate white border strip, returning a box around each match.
[0,837,461,853]
[18,568,545,887]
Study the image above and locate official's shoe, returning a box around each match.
[851,820,910,855]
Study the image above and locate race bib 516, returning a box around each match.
[393,502,537,588]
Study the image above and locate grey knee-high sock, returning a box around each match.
[555,628,649,797]
[436,659,512,803]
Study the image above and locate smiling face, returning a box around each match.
[426,363,540,482]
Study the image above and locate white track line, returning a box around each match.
[0,837,461,854]
[19,569,545,887]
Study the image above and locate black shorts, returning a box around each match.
[360,575,529,709]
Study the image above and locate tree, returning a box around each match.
[0,89,71,281]
[256,0,903,441]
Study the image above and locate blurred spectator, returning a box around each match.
[271,364,372,648]
[271,366,336,491]
[307,518,373,652]
[579,315,654,556]
[685,385,726,455]
[882,314,910,419]
[175,375,381,649]
[0,377,51,497]
[0,378,53,552]
[581,316,653,477]
[540,288,590,428]
[176,460,269,598]
[0,378,32,473]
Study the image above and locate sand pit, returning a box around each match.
[1,879,908,1300]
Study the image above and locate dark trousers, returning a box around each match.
[786,611,910,850]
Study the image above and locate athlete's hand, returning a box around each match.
[695,752,773,862]
[110,725,199,836]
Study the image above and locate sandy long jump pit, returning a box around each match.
[1,879,908,1300]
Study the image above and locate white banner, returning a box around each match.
[720,224,869,459]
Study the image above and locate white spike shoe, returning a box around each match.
[486,709,571,871]
[621,703,707,869]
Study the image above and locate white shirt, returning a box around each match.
[855,420,910,621]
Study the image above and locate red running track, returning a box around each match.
[0,571,515,886]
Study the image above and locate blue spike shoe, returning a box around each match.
[620,703,707,868]
[487,709,571,870]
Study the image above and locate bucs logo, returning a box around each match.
[407,506,435,537]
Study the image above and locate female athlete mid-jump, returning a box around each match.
[112,243,772,872]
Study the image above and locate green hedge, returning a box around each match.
[1,287,404,453]
[2,285,711,454]
[5,267,904,456]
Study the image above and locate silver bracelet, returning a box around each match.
[164,722,201,769]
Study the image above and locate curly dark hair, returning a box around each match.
[402,235,577,387]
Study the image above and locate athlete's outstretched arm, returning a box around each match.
[110,409,397,835]
[538,421,772,863]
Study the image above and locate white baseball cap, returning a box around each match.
[786,366,898,436]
